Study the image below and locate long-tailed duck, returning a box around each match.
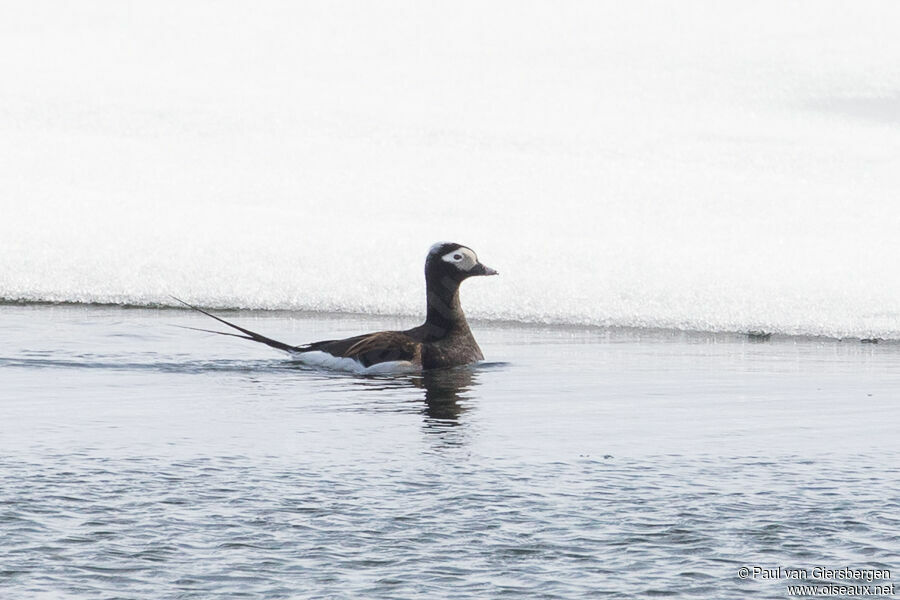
[176,242,497,373]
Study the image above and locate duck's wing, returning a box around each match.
[299,331,422,368]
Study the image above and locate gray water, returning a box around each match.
[1,304,899,599]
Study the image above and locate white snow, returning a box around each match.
[3,1,900,338]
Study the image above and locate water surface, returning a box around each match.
[1,304,898,598]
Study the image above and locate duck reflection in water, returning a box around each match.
[411,366,478,427]
[291,361,489,435]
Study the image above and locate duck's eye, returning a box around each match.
[453,254,462,260]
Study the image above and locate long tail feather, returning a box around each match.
[173,324,253,340]
[170,296,297,353]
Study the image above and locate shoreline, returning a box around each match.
[3,297,899,346]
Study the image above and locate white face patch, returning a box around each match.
[441,247,478,271]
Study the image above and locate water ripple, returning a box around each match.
[2,455,898,599]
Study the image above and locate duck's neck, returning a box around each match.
[424,275,471,339]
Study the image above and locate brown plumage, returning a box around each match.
[301,331,423,367]
[176,242,498,372]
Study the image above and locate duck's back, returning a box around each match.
[297,331,423,368]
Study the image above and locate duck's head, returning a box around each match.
[425,242,498,283]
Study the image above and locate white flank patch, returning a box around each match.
[290,350,420,375]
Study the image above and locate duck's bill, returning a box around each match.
[471,263,499,276]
